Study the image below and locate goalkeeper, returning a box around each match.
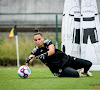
[25,29,92,77]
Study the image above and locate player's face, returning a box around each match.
[33,34,44,47]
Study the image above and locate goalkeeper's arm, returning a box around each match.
[25,55,35,64]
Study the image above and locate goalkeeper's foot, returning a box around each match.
[80,70,92,77]
[85,71,93,76]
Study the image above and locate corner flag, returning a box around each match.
[8,25,20,67]
[9,25,17,39]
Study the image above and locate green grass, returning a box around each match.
[0,67,100,90]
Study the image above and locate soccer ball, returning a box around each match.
[18,65,31,79]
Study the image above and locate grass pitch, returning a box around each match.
[0,67,100,90]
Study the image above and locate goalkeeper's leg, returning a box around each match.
[59,67,79,77]
[70,58,92,76]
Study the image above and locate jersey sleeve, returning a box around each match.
[44,39,53,46]
[31,46,38,55]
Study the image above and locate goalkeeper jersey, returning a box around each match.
[31,39,71,73]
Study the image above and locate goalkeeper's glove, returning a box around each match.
[36,52,48,60]
[25,57,33,64]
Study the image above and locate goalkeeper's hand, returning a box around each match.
[25,57,33,64]
[36,52,48,60]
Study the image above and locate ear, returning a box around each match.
[42,36,44,40]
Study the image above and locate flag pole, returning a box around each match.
[16,35,19,67]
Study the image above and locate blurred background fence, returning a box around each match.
[0,13,62,28]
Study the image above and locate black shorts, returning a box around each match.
[83,28,98,44]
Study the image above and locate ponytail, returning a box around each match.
[33,28,43,37]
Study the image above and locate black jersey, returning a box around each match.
[31,39,70,73]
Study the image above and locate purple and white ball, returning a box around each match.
[18,65,31,79]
